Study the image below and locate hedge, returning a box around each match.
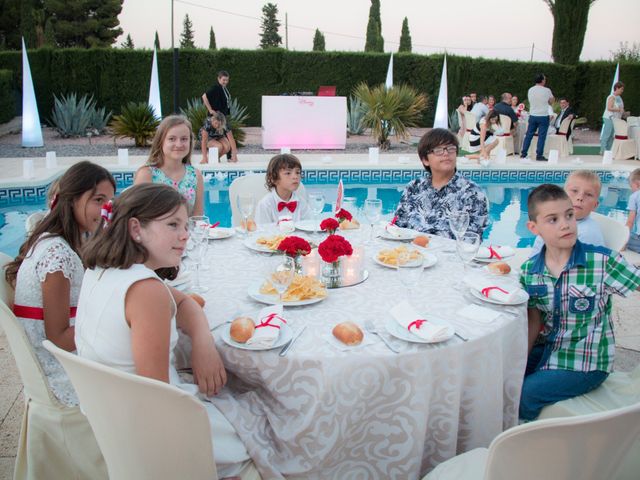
[0,48,637,128]
[0,69,16,124]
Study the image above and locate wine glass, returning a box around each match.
[396,251,424,302]
[448,210,470,240]
[188,216,210,293]
[308,192,325,234]
[270,256,295,303]
[364,198,382,244]
[237,195,255,237]
[456,232,480,276]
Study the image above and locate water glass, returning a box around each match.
[342,196,357,213]
[364,198,382,244]
[456,232,480,274]
[237,195,255,237]
[188,216,210,293]
[397,252,423,301]
[270,256,295,303]
[448,210,470,239]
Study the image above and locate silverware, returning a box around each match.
[279,324,307,357]
[210,321,231,332]
[454,331,468,342]
[364,320,399,353]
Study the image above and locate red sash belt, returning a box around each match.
[501,132,511,137]
[13,304,77,320]
[466,129,473,132]
[615,135,628,140]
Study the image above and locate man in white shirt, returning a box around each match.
[470,95,489,122]
[520,74,554,161]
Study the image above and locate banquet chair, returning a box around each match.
[538,366,640,480]
[457,111,471,151]
[463,111,476,135]
[495,115,514,156]
[612,119,637,160]
[423,402,640,480]
[589,212,629,251]
[0,257,106,480]
[44,341,260,480]
[0,251,14,307]
[544,117,575,157]
[25,211,45,235]
[228,173,306,226]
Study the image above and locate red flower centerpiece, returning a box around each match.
[335,208,353,222]
[277,236,311,274]
[320,217,340,234]
[318,234,353,287]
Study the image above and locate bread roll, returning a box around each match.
[189,293,206,308]
[412,235,430,248]
[230,317,255,343]
[488,261,511,275]
[332,321,364,346]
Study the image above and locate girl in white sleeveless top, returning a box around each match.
[75,184,253,478]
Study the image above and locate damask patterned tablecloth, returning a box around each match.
[197,233,528,479]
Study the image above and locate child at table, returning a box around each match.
[519,184,640,421]
[255,153,311,225]
[530,170,605,256]
[134,115,204,216]
[76,183,254,478]
[625,168,640,253]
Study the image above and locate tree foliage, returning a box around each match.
[312,29,325,52]
[43,16,55,46]
[209,27,217,50]
[399,17,411,53]
[543,0,597,65]
[180,14,195,48]
[259,3,282,49]
[121,33,134,49]
[611,41,640,63]
[154,30,160,50]
[0,0,22,49]
[365,0,383,52]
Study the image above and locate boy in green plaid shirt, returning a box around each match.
[519,184,640,420]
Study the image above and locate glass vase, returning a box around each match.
[292,255,304,275]
[321,259,342,288]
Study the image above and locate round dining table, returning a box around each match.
[188,228,528,479]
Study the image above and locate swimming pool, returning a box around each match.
[0,168,631,256]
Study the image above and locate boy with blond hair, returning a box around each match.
[519,184,640,420]
[625,168,640,253]
[531,170,604,255]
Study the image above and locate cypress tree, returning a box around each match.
[121,33,134,49]
[20,0,38,48]
[209,27,217,50]
[364,0,383,52]
[312,29,325,52]
[543,0,597,65]
[398,17,411,53]
[180,14,196,48]
[259,3,282,49]
[154,30,160,49]
[43,16,55,46]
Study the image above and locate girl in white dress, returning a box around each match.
[76,183,253,478]
[6,161,116,406]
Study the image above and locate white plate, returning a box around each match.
[384,317,455,344]
[373,250,438,269]
[221,322,293,351]
[379,226,421,241]
[469,287,529,305]
[247,279,327,306]
[208,227,234,240]
[295,219,320,232]
[243,237,281,253]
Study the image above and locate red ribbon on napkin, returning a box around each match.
[210,221,220,229]
[488,246,502,259]
[408,319,427,331]
[481,286,509,298]
[255,313,287,329]
[389,216,398,226]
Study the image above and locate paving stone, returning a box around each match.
[0,457,15,480]
[0,391,23,458]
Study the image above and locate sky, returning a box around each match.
[117,0,639,62]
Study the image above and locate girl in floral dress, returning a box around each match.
[134,115,204,216]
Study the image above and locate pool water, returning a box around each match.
[0,178,631,257]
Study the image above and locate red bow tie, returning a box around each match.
[277,201,297,212]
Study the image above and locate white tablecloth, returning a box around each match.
[192,232,527,479]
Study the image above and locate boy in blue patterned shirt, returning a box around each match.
[519,184,640,420]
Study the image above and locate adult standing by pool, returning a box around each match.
[600,81,626,154]
[520,73,554,161]
[202,70,235,160]
[394,128,488,239]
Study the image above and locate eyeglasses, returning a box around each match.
[429,146,458,156]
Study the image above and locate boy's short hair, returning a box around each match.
[630,168,640,184]
[265,154,302,190]
[565,170,602,195]
[527,184,570,221]
[417,128,459,172]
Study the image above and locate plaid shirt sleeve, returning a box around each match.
[604,251,640,297]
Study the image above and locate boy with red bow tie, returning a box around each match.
[255,154,311,225]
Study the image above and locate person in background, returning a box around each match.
[470,95,489,122]
[466,110,503,159]
[600,81,627,154]
[625,168,640,253]
[521,73,555,161]
[493,92,519,130]
[488,95,496,110]
[456,96,473,137]
[202,70,236,160]
[469,92,478,107]
[550,97,576,139]
[200,112,238,163]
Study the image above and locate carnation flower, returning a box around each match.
[320,217,340,234]
[318,234,353,263]
[335,208,353,222]
[277,236,311,257]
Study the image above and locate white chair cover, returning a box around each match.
[544,116,574,157]
[589,212,630,251]
[612,119,637,160]
[25,212,45,235]
[495,115,514,156]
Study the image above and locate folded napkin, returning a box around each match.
[389,301,449,341]
[277,216,295,233]
[467,279,521,303]
[476,245,515,259]
[385,224,415,238]
[246,305,287,348]
[458,305,501,325]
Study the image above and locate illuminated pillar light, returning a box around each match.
[148,46,162,119]
[385,53,393,90]
[21,38,43,147]
[433,55,448,129]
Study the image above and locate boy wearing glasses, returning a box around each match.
[393,128,488,239]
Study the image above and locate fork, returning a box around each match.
[364,320,399,353]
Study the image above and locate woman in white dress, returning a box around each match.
[76,183,253,478]
[6,161,115,406]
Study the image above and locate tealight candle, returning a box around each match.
[208,147,219,164]
[45,151,57,169]
[368,147,379,164]
[117,148,129,166]
[280,147,291,154]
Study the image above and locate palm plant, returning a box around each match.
[110,102,160,147]
[353,83,427,150]
[228,97,250,147]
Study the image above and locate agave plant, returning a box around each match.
[353,83,428,150]
[347,95,366,135]
[50,93,96,137]
[228,97,250,147]
[88,106,112,135]
[110,102,160,147]
[448,109,460,133]
[180,98,208,147]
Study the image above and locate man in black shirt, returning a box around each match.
[493,92,519,130]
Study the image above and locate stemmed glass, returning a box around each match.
[188,215,210,293]
[270,256,295,304]
[448,210,470,240]
[364,198,382,244]
[396,251,424,303]
[237,195,255,238]
[308,192,325,236]
[456,232,480,276]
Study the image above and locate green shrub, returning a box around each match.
[180,97,208,148]
[110,102,160,147]
[228,97,249,147]
[0,69,15,124]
